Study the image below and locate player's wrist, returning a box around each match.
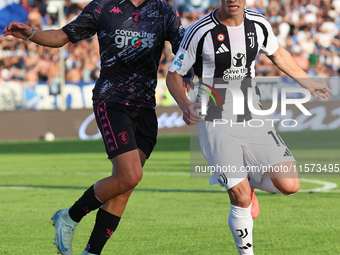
[24,27,35,41]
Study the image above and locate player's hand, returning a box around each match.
[3,22,33,40]
[182,102,203,126]
[300,80,332,100]
[183,77,194,93]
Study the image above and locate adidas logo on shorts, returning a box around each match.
[283,149,292,156]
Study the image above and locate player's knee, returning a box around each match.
[228,179,252,207]
[279,179,300,195]
[131,169,143,187]
[233,195,251,207]
[229,191,251,207]
[121,168,143,191]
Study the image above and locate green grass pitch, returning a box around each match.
[0,130,339,254]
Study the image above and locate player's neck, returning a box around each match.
[215,7,244,27]
[130,0,146,7]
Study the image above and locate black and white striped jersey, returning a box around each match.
[169,8,279,121]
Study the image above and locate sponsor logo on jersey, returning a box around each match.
[110,7,122,13]
[131,37,141,47]
[115,29,155,48]
[132,12,142,25]
[217,33,225,41]
[216,43,229,54]
[148,10,161,17]
[232,53,246,67]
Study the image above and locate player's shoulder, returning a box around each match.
[153,0,176,11]
[82,0,107,11]
[184,10,218,39]
[179,10,218,50]
[244,8,271,25]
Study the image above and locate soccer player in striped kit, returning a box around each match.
[3,0,189,254]
[166,0,331,254]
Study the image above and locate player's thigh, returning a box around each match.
[111,148,147,177]
[94,103,140,160]
[111,150,143,179]
[135,107,158,159]
[198,121,248,190]
[246,127,296,170]
[246,128,299,193]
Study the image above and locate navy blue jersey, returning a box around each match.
[62,0,184,108]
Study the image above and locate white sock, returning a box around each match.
[249,177,282,194]
[228,204,254,255]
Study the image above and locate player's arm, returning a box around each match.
[166,71,202,126]
[267,46,331,99]
[3,22,69,48]
[163,4,194,92]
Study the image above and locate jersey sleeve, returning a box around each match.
[168,24,200,76]
[259,18,279,56]
[164,4,185,55]
[62,0,101,44]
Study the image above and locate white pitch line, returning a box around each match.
[0,180,339,192]
[0,186,340,193]
[0,172,338,192]
[0,171,189,176]
[299,178,338,192]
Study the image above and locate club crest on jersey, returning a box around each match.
[217,33,225,42]
[132,12,142,25]
[247,32,255,48]
[118,131,129,145]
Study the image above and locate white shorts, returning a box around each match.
[197,120,296,190]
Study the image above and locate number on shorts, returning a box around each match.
[268,131,286,146]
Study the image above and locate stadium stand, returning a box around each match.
[1,0,340,84]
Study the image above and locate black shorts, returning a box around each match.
[93,103,158,159]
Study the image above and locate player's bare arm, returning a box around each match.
[268,46,332,99]
[166,71,202,125]
[3,22,69,48]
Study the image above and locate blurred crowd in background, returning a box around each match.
[1,0,340,84]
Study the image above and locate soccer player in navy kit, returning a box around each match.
[3,0,187,254]
[166,0,331,254]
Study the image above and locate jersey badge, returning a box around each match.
[118,131,129,145]
[217,33,225,41]
[247,32,255,48]
[174,52,185,68]
[132,12,142,25]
